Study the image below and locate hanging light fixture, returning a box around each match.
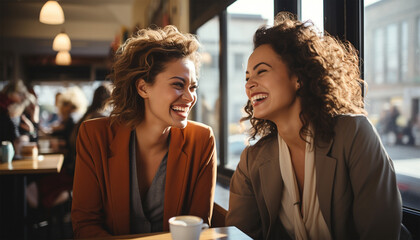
[53,31,71,51]
[39,1,65,25]
[55,51,71,65]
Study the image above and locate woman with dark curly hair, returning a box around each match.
[71,25,217,238]
[226,12,402,240]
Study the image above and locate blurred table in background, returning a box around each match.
[0,154,64,175]
[0,154,64,240]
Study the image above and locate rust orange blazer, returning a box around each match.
[71,117,217,238]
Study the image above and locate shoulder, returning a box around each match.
[248,134,277,152]
[79,117,127,140]
[181,120,214,137]
[80,117,111,132]
[243,134,278,165]
[331,114,381,154]
[334,114,376,136]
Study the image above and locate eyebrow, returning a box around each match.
[170,76,186,82]
[245,62,272,74]
[170,76,198,85]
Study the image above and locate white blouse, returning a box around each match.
[277,134,332,240]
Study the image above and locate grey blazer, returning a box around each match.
[226,115,402,240]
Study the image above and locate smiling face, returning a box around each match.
[137,57,198,129]
[245,44,300,122]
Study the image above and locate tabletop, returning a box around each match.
[87,226,252,240]
[0,154,64,175]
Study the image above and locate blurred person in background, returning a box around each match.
[40,86,87,152]
[26,86,87,225]
[0,79,39,158]
[68,82,114,176]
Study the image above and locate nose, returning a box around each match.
[245,77,257,90]
[182,89,195,102]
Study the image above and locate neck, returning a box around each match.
[273,98,306,150]
[135,121,170,153]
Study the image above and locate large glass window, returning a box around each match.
[373,28,385,84]
[225,0,273,170]
[386,24,399,84]
[365,0,420,210]
[196,17,220,164]
[300,0,324,32]
[417,17,420,75]
[401,21,408,82]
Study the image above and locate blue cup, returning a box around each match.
[0,141,15,163]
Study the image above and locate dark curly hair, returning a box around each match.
[109,25,201,128]
[242,12,366,144]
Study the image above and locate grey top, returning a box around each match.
[129,130,168,234]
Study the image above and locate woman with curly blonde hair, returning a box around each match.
[72,25,217,238]
[226,12,402,239]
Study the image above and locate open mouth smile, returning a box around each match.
[250,93,268,105]
[171,105,190,118]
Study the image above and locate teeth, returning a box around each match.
[172,106,189,112]
[251,94,268,104]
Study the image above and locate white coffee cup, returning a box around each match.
[169,215,209,240]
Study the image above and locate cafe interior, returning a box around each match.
[1,0,420,239]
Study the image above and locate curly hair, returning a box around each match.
[109,25,201,128]
[242,12,366,144]
[58,86,88,114]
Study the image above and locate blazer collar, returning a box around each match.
[108,121,132,234]
[258,135,283,234]
[107,123,190,232]
[314,138,336,233]
[163,127,188,230]
[258,135,337,236]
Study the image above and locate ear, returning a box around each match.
[292,75,300,90]
[136,79,149,98]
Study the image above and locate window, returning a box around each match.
[365,0,420,210]
[225,0,274,170]
[196,16,221,165]
[401,21,408,82]
[373,28,385,84]
[300,0,324,32]
[234,53,244,71]
[386,24,399,83]
[417,17,420,76]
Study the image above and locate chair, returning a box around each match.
[211,202,227,227]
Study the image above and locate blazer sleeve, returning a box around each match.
[346,116,402,239]
[226,147,262,239]
[71,122,111,238]
[187,126,217,225]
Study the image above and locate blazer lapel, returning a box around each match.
[163,127,188,230]
[315,139,336,233]
[108,123,131,234]
[259,136,283,235]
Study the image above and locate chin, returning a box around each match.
[172,120,188,129]
[254,113,271,121]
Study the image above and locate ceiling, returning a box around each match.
[0,0,138,57]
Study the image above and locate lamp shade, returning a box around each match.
[39,1,65,25]
[55,51,71,65]
[53,32,71,51]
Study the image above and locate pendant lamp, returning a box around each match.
[53,31,71,51]
[56,51,71,65]
[39,1,65,25]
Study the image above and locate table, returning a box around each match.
[0,154,64,175]
[92,226,252,240]
[0,154,64,240]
